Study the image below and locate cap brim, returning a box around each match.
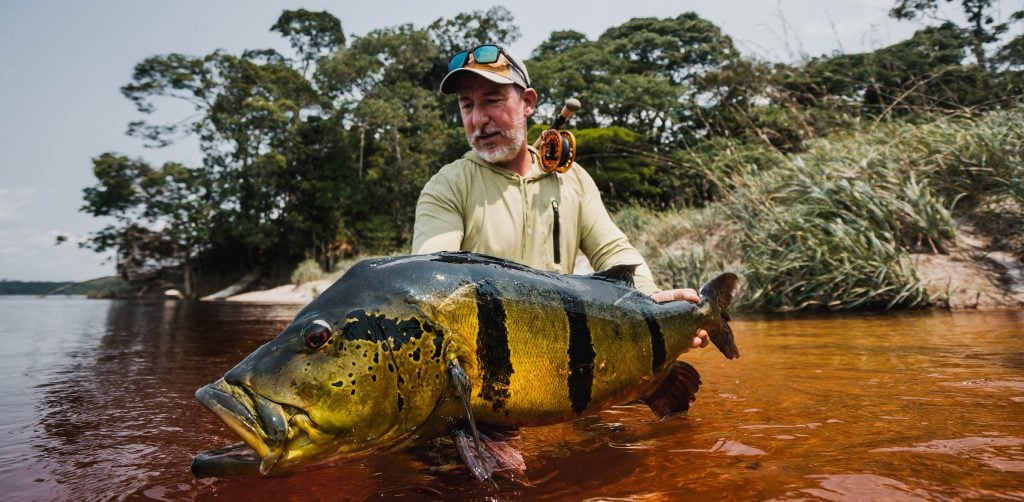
[440,68,518,94]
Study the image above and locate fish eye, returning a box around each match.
[303,320,333,349]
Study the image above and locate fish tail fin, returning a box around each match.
[699,272,740,359]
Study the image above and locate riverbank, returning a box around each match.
[210,238,1024,308]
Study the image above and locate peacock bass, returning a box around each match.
[191,251,740,481]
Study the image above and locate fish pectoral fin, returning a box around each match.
[447,359,496,486]
[453,429,526,482]
[641,361,703,420]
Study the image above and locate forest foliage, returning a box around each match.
[77,4,1023,305]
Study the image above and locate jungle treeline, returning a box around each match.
[79,4,1024,308]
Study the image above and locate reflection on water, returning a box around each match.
[0,297,1021,500]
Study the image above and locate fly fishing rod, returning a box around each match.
[532,98,580,174]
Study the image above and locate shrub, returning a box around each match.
[290,258,326,285]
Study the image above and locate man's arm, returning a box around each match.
[411,174,465,254]
[574,167,660,295]
[575,167,709,350]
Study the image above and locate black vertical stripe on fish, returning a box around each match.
[475,281,513,411]
[562,291,595,414]
[642,307,667,373]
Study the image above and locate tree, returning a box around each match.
[428,6,521,58]
[599,13,737,86]
[79,154,214,297]
[317,25,460,251]
[529,13,740,146]
[120,44,343,267]
[889,0,1023,69]
[270,9,346,75]
[776,23,1007,117]
[570,126,669,208]
[427,7,523,122]
[532,30,588,58]
[996,32,1024,69]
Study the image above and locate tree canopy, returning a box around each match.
[78,6,1024,297]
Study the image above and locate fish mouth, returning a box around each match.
[194,379,291,476]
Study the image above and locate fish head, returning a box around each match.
[194,303,450,477]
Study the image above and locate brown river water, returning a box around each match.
[0,296,1021,500]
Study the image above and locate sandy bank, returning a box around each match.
[911,230,1024,309]
[217,278,336,304]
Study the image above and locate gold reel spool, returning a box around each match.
[538,129,576,174]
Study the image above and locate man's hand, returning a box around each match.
[650,288,710,350]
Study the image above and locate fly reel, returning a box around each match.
[532,98,581,174]
[538,128,576,174]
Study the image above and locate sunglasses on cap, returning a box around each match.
[447,44,530,87]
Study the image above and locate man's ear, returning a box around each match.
[522,88,539,117]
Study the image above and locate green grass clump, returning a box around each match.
[627,108,1024,312]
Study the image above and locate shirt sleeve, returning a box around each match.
[575,166,662,296]
[412,171,465,254]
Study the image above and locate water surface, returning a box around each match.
[0,296,1021,500]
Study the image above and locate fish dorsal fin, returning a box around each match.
[591,264,639,287]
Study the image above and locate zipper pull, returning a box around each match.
[551,199,561,265]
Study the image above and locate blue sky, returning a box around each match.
[0,0,1009,281]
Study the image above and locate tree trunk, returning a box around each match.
[183,261,195,299]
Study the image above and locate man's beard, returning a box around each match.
[468,114,527,165]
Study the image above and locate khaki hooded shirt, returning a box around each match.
[412,148,661,295]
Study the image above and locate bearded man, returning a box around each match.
[412,44,709,349]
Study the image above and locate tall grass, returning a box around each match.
[635,108,1023,312]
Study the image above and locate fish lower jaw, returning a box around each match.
[195,382,291,474]
[217,416,288,475]
[208,399,275,461]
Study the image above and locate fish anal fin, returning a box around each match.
[641,361,702,420]
[591,264,640,287]
[453,429,526,482]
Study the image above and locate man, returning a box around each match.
[412,44,708,350]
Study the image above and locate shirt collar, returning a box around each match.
[463,146,550,181]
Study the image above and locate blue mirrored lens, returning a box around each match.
[472,45,500,64]
[448,51,468,72]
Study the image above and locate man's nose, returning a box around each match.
[469,106,490,129]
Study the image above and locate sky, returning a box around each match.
[0,0,1013,281]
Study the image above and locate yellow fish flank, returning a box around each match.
[192,252,739,482]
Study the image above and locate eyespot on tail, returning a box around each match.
[699,272,740,359]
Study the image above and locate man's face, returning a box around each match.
[456,74,536,165]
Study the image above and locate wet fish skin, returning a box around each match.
[193,251,738,477]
